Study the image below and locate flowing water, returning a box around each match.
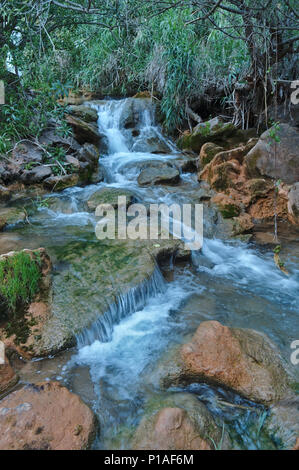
[2,98,299,450]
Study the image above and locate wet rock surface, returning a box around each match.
[157,321,291,405]
[138,164,180,186]
[132,393,230,450]
[245,124,299,184]
[0,382,97,450]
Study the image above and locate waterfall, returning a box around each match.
[76,266,166,347]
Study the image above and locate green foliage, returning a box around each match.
[0,251,42,316]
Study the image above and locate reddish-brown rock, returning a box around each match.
[0,354,18,395]
[131,393,230,450]
[179,321,289,404]
[0,382,97,450]
[133,407,211,450]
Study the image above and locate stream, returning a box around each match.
[1,98,299,450]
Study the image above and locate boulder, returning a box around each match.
[0,206,26,229]
[0,248,72,359]
[288,182,299,224]
[132,393,230,450]
[39,130,81,154]
[87,187,137,211]
[67,105,98,123]
[0,382,96,450]
[132,136,172,154]
[159,321,290,405]
[51,237,190,344]
[0,354,18,395]
[78,143,99,166]
[65,115,102,145]
[138,165,180,186]
[244,124,299,184]
[118,98,154,129]
[178,117,236,153]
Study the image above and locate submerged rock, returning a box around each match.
[265,393,299,449]
[157,321,291,405]
[244,124,299,184]
[0,206,26,231]
[132,393,230,450]
[0,382,97,450]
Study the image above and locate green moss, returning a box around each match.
[219,204,241,219]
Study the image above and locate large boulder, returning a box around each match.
[0,354,18,395]
[159,321,290,405]
[0,248,71,359]
[178,117,237,153]
[138,164,180,186]
[67,105,98,123]
[0,382,97,450]
[244,124,299,184]
[288,182,299,224]
[132,393,230,450]
[66,115,102,145]
[86,187,137,211]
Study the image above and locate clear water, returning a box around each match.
[3,98,299,450]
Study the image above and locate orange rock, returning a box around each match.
[0,382,97,450]
[133,407,211,450]
[249,190,288,220]
[293,437,299,450]
[180,321,289,404]
[211,193,242,218]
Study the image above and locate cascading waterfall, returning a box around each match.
[76,266,166,347]
[16,97,298,450]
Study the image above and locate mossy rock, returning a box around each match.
[86,187,138,211]
[0,206,26,229]
[219,203,241,219]
[200,143,224,167]
[178,118,236,153]
[67,105,98,123]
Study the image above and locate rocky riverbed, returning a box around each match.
[0,97,298,450]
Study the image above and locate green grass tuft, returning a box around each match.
[0,251,42,316]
